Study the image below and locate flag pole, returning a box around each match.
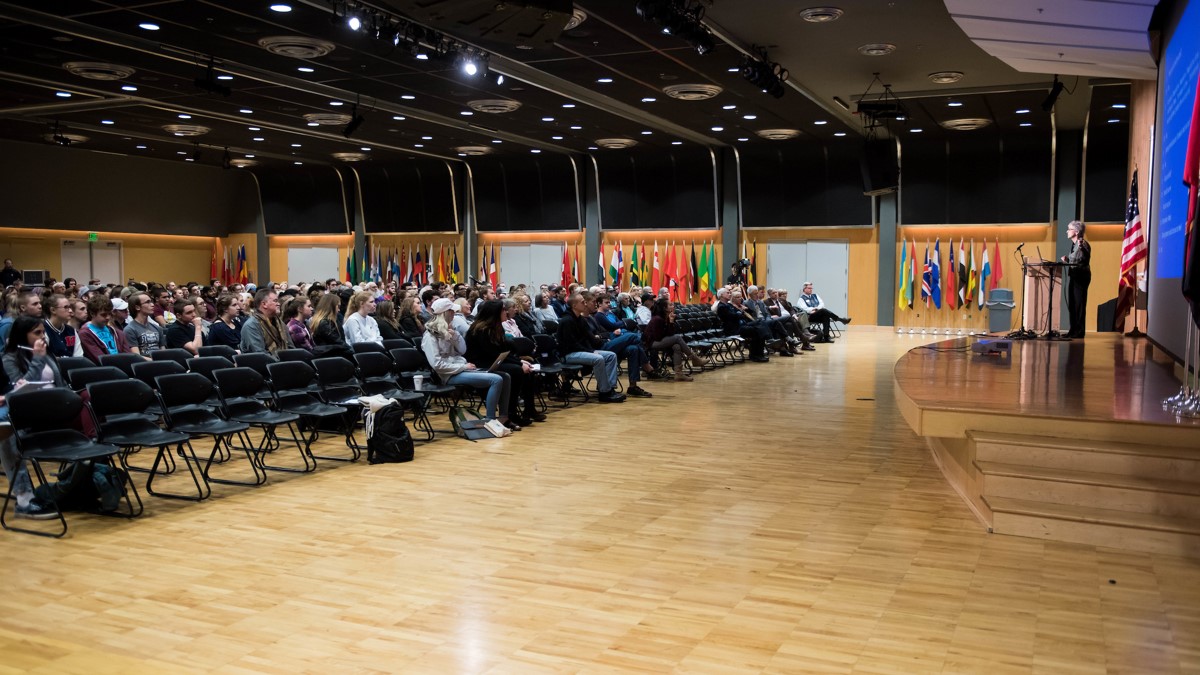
[1128,160,1149,338]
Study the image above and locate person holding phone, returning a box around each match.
[3,315,63,389]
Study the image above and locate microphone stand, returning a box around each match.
[1125,278,1147,338]
[1007,247,1037,340]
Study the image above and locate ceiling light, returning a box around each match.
[239,109,253,114]
[101,120,114,125]
[947,101,963,107]
[217,75,233,81]
[401,94,415,100]
[552,135,564,140]
[462,60,479,77]
[1016,108,1030,114]
[743,114,757,120]
[347,16,361,31]
[642,130,653,135]
[727,68,738,73]
[248,126,260,131]
[814,120,827,125]
[723,105,736,110]
[55,92,71,97]
[421,136,433,140]
[737,137,749,141]
[711,126,723,131]
[492,139,502,143]
[245,154,255,158]
[563,103,576,108]
[597,78,613,83]
[252,137,265,141]
[330,101,343,106]
[269,4,292,12]
[1108,118,1121,123]
[136,145,147,149]
[290,143,301,147]
[415,52,429,60]
[307,122,319,126]
[414,144,424,148]
[138,23,160,31]
[392,115,405,121]
[799,7,844,23]
[672,141,682,145]
[910,128,923,133]
[642,97,656,102]
[857,43,896,56]
[178,114,192,119]
[297,67,314,73]
[1112,104,1128,109]
[570,125,582,130]
[834,132,846,136]
[542,117,554,122]
[531,149,541,153]
[294,161,303,165]
[588,146,598,150]
[360,147,371,151]
[185,158,194,162]
[121,85,138,91]
[1020,122,1032,127]
[177,151,186,155]
[928,71,964,84]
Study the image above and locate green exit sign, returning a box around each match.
[88,232,98,242]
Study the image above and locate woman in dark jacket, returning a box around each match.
[643,298,704,381]
[374,299,403,341]
[309,293,346,347]
[464,300,544,429]
[397,297,424,340]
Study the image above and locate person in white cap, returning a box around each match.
[421,297,510,423]
[110,297,129,330]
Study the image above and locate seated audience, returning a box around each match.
[123,292,164,357]
[240,288,292,355]
[374,299,403,341]
[635,293,653,326]
[466,300,544,429]
[500,298,523,338]
[0,291,43,348]
[207,294,243,349]
[310,293,346,348]
[397,297,424,341]
[796,281,851,342]
[533,292,558,323]
[421,298,510,422]
[589,292,655,394]
[284,296,316,351]
[643,299,704,381]
[557,293,626,403]
[163,297,205,355]
[716,289,769,363]
[343,291,382,346]
[511,292,544,337]
[1,317,66,519]
[79,295,134,363]
[43,294,83,358]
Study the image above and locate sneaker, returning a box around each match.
[842,317,852,325]
[15,500,59,521]
[674,371,694,382]
[801,345,816,351]
[598,391,626,403]
[627,385,653,398]
[777,348,794,357]
[690,355,705,368]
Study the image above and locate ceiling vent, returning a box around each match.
[799,7,844,23]
[303,112,352,126]
[161,124,211,137]
[332,152,370,162]
[229,158,257,168]
[454,145,492,156]
[928,71,964,84]
[755,128,801,140]
[62,62,135,80]
[940,118,992,131]
[594,138,638,149]
[258,36,336,59]
[467,99,522,114]
[565,8,588,30]
[858,43,896,56]
[662,83,723,101]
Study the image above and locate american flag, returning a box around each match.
[1120,169,1147,286]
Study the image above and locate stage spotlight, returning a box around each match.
[463,60,478,76]
[194,56,231,97]
[1042,75,1064,112]
[740,52,787,99]
[343,105,365,138]
[222,148,232,170]
[347,14,361,31]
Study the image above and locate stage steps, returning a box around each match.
[970,432,1200,556]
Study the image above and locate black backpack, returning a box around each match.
[366,403,415,464]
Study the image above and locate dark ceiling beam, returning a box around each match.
[0,94,143,116]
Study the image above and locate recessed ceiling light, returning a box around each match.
[306,122,319,127]
[563,103,576,108]
[136,145,146,149]
[588,146,598,150]
[460,111,473,116]
[401,94,415,100]
[239,109,253,114]
[727,67,739,73]
[185,158,194,162]
[641,130,653,135]
[814,120,828,125]
[1020,122,1032,127]
[121,85,138,92]
[552,135,564,140]
[290,143,301,147]
[737,137,749,142]
[177,151,186,155]
[392,115,405,121]
[415,53,429,60]
[245,154,255,158]
[910,128,923,133]
[858,43,896,56]
[743,114,757,120]
[799,7,844,23]
[294,161,303,165]
[178,114,191,119]
[55,92,71,98]
[597,78,613,83]
[1015,109,1030,114]
[101,120,114,125]
[834,132,846,137]
[138,23,160,31]
[1112,104,1128,109]
[414,144,424,148]
[947,101,963,107]
[269,4,292,12]
[928,71,964,84]
[297,67,314,73]
[1108,118,1120,123]
[492,139,503,143]
[252,137,265,141]
[421,136,433,140]
[361,147,371,151]
[248,126,260,131]
[722,105,736,110]
[570,126,582,130]
[217,75,233,81]
[641,97,656,102]
[542,117,554,122]
[671,141,682,145]
[711,126,723,131]
[531,149,542,153]
[330,101,343,106]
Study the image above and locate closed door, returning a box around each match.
[288,246,340,286]
[766,241,807,296]
[499,244,566,288]
[805,241,849,312]
[61,239,122,284]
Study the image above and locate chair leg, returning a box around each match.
[202,434,268,486]
[1,460,68,538]
[307,411,362,462]
[258,423,318,473]
[148,441,210,501]
[102,457,143,518]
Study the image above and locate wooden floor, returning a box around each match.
[3,331,1199,674]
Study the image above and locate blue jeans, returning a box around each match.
[564,350,618,393]
[602,332,644,384]
[447,370,510,419]
[0,404,32,505]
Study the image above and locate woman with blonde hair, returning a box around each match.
[421,298,509,422]
[342,290,382,346]
[309,292,345,348]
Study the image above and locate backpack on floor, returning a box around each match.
[365,403,414,464]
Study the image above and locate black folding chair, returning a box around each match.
[151,348,192,369]
[214,367,313,474]
[382,338,412,351]
[87,379,204,501]
[57,356,95,382]
[352,342,387,356]
[512,336,551,414]
[354,352,431,440]
[232,352,276,403]
[266,361,355,463]
[187,356,237,412]
[67,365,128,392]
[2,387,141,537]
[311,357,366,461]
[390,348,461,437]
[155,373,262,488]
[198,345,238,360]
[534,334,586,406]
[99,353,145,378]
[278,348,314,364]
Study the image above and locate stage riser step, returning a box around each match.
[982,474,1200,518]
[975,444,1200,482]
[991,511,1200,558]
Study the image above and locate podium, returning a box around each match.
[1022,260,1070,339]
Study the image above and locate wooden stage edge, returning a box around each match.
[893,334,1200,556]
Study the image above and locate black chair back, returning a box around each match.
[58,356,95,381]
[352,342,386,355]
[188,355,235,382]
[541,319,559,334]
[532,334,562,366]
[87,379,155,421]
[354,352,395,380]
[389,348,429,376]
[234,352,276,378]
[213,367,265,400]
[382,338,412,350]
[155,372,214,409]
[313,357,363,402]
[68,365,128,391]
[266,361,317,393]
[511,336,536,358]
[99,353,144,377]
[198,345,238,360]
[131,360,186,389]
[151,348,192,368]
[278,348,314,364]
[7,387,84,433]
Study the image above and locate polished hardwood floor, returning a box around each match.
[3,331,1199,673]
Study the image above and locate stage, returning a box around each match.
[894,334,1200,556]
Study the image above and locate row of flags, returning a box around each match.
[898,237,1002,311]
[210,243,249,286]
[352,242,462,286]
[595,240,724,302]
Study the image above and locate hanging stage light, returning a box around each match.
[1042,75,1065,112]
[343,104,365,137]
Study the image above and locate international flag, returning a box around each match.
[931,239,942,309]
[946,241,956,310]
[609,244,620,289]
[967,239,977,305]
[741,240,749,286]
[708,241,717,297]
[598,242,606,286]
[630,241,641,288]
[990,238,1003,290]
[489,244,498,289]
[921,241,931,306]
[677,242,690,300]
[437,244,446,284]
[412,248,424,285]
[617,240,625,288]
[561,246,571,287]
[699,241,711,299]
[958,238,968,308]
[909,240,917,309]
[239,245,249,284]
[571,242,579,284]
[749,240,758,287]
[210,244,219,281]
[451,245,460,284]
[664,242,676,301]
[427,244,434,285]
[897,237,908,310]
[651,241,661,291]
[399,245,409,284]
[690,242,699,295]
[1185,70,1200,326]
[345,251,352,283]
[979,243,990,309]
